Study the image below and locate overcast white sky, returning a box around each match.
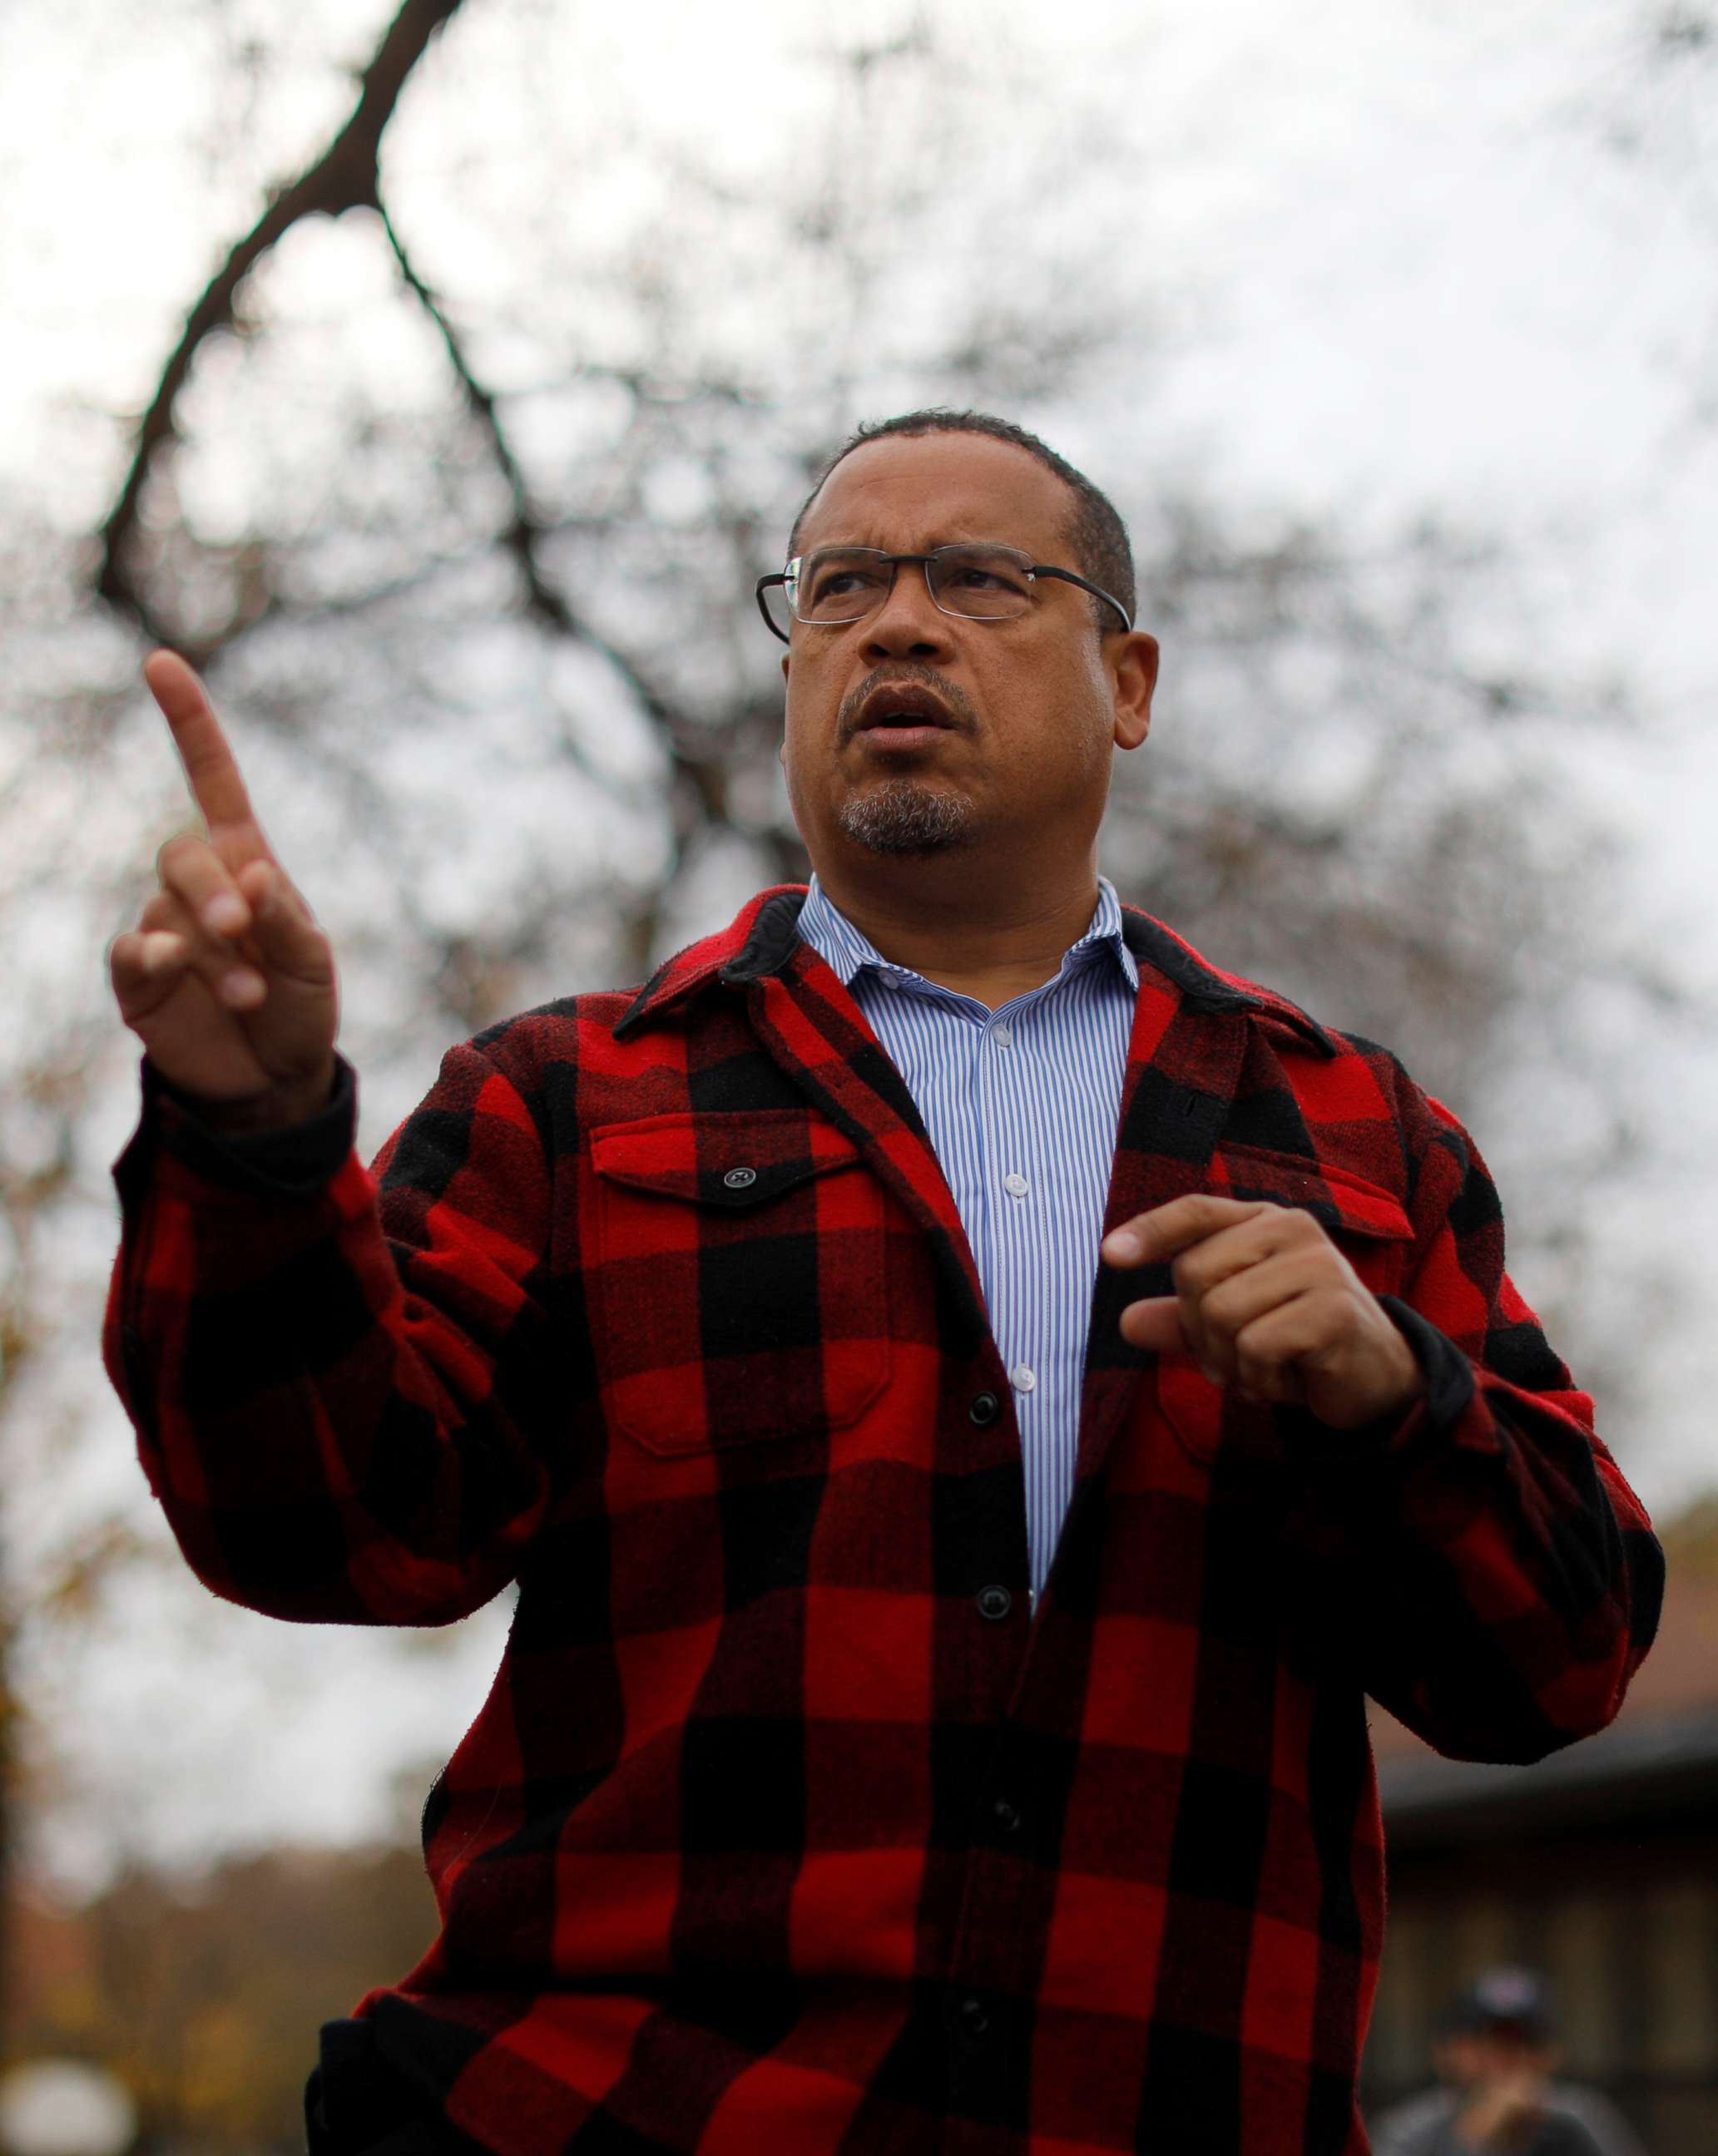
[5,0,1716,1873]
[11,0,1710,901]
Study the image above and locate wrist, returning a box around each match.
[167,1059,337,1135]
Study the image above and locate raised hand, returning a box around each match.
[1454,2062,1549,2151]
[1102,1195,1425,1432]
[109,651,339,1131]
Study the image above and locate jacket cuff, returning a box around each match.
[1376,1295,1477,1432]
[138,1055,359,1197]
[1283,1297,1477,1466]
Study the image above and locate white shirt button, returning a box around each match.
[991,1022,1013,1046]
[1009,1363,1037,1393]
[1003,1172,1029,1199]
[876,972,903,991]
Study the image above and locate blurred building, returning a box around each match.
[1363,1506,1718,2154]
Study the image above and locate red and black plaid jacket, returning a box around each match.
[105,888,1661,2156]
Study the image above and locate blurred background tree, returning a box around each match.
[2,0,1713,2126]
[9,1839,436,2149]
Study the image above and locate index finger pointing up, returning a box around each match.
[143,650,265,839]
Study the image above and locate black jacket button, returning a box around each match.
[992,1797,1022,1833]
[958,1995,990,2037]
[968,1391,1000,1426]
[976,1585,1012,1621]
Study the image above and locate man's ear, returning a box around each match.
[1112,630,1158,752]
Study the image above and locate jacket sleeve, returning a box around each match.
[103,1038,571,1627]
[1292,1055,1664,1765]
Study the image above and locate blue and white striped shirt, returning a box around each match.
[796,874,1140,1595]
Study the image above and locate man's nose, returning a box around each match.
[861,563,957,660]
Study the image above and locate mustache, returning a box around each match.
[838,665,977,742]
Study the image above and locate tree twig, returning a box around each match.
[374,200,731,813]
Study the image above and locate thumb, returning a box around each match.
[1118,1294,1190,1353]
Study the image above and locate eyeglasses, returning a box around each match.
[755,542,1134,643]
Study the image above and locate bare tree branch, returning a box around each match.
[374,205,742,839]
[377,208,585,643]
[96,0,470,633]
[92,0,739,898]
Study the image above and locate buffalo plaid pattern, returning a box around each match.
[105,888,1662,2156]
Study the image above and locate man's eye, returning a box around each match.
[810,568,885,603]
[940,554,1030,597]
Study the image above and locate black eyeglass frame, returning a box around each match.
[754,544,1135,643]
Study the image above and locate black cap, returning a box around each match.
[1443,1966,1556,2044]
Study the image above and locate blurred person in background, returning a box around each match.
[102,413,1662,2156]
[1372,1967,1645,2156]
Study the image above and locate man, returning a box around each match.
[1372,1968,1644,2155]
[105,412,1661,2156]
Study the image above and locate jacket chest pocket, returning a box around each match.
[589,1109,890,1456]
[1155,1146,1417,1471]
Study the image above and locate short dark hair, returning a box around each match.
[786,409,1136,632]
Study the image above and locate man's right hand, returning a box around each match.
[1453,2060,1549,2150]
[108,650,339,1133]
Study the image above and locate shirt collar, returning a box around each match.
[797,872,1139,996]
[611,883,1335,1057]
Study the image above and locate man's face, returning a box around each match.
[778,432,1156,879]
[1438,2030,1556,2089]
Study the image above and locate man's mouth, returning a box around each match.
[848,681,965,748]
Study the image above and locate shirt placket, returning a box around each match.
[972,994,1045,1592]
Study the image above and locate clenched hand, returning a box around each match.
[1102,1194,1425,1432]
[109,651,339,1132]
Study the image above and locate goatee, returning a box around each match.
[838,781,978,856]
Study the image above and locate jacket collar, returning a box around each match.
[1116,908,1338,1056]
[612,887,809,1041]
[613,884,1337,1059]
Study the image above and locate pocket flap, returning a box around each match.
[1211,1143,1414,1244]
[590,1109,864,1210]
